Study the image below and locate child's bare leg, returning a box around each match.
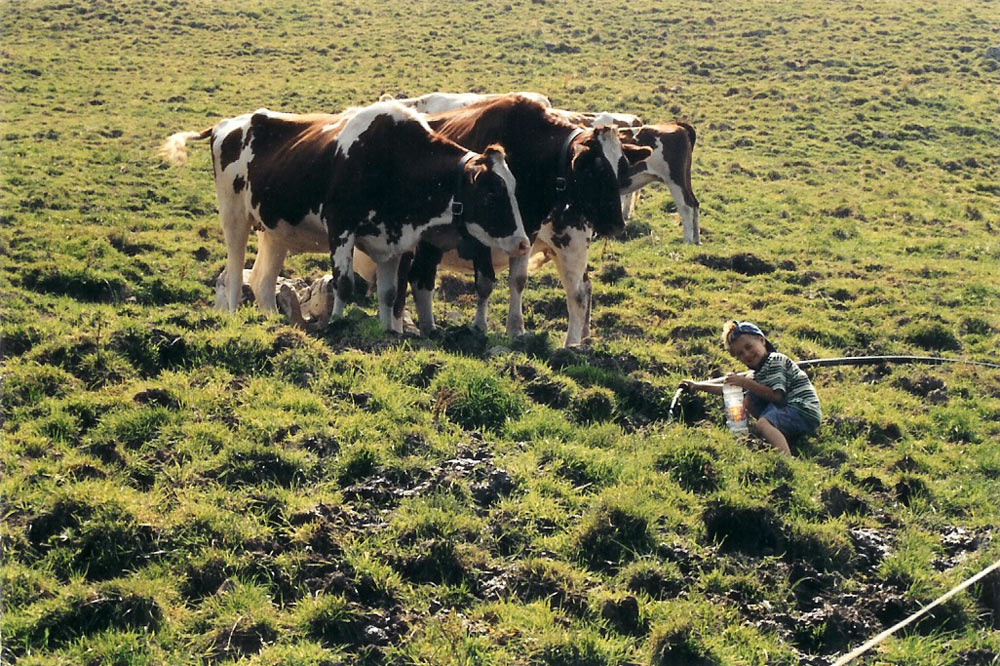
[755,418,791,456]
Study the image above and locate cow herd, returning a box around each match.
[160,92,699,346]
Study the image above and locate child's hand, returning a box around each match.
[679,380,696,391]
[723,373,746,388]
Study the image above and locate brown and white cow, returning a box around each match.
[549,109,644,219]
[617,122,700,244]
[550,109,699,242]
[392,95,652,346]
[160,101,530,331]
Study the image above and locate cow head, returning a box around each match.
[461,145,531,256]
[566,126,651,238]
[619,141,656,193]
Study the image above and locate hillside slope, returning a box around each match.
[2,1,999,664]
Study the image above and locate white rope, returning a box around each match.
[831,557,1000,666]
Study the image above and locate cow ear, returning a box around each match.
[622,143,653,165]
[467,160,489,183]
[483,144,506,161]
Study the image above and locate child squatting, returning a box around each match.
[681,321,822,455]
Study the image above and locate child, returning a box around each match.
[681,321,821,455]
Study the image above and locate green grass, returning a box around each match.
[3,0,1000,663]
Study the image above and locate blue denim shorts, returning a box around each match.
[757,403,819,439]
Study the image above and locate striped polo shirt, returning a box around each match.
[751,352,822,426]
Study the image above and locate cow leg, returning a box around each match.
[668,182,700,245]
[353,248,378,294]
[375,255,401,332]
[410,241,443,335]
[392,251,413,332]
[506,253,530,337]
[685,203,701,245]
[621,192,639,221]
[220,209,251,312]
[550,227,593,347]
[248,231,288,312]
[329,231,355,317]
[471,247,496,333]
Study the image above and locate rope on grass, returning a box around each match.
[830,557,1000,666]
[668,355,1000,423]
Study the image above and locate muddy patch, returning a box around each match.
[342,445,515,511]
[849,527,894,570]
[894,374,946,398]
[436,325,488,357]
[695,252,776,276]
[933,525,991,571]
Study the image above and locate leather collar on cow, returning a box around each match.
[451,151,478,228]
[555,127,585,193]
[553,127,585,216]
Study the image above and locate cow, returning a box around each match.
[549,109,645,219]
[390,95,652,347]
[616,122,699,244]
[354,105,699,345]
[159,101,530,332]
[379,91,552,114]
[548,109,699,242]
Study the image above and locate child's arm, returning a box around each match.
[679,379,723,395]
[724,374,785,405]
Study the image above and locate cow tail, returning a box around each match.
[158,126,213,167]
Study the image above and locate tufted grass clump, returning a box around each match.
[291,592,364,647]
[23,482,164,581]
[571,386,617,423]
[903,321,962,351]
[508,557,588,614]
[3,359,80,409]
[529,629,630,666]
[2,579,163,657]
[536,441,620,490]
[189,580,281,662]
[431,362,525,432]
[573,499,653,571]
[655,442,720,493]
[647,614,721,666]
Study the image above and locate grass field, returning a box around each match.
[2,1,1000,664]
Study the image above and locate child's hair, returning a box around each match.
[722,320,777,352]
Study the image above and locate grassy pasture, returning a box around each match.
[2,0,1000,664]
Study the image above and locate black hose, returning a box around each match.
[795,355,1000,371]
[668,354,1000,424]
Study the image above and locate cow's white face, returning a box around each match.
[463,149,531,257]
[594,125,627,185]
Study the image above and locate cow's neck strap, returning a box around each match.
[452,151,478,224]
[554,127,585,194]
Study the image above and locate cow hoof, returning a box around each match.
[506,322,526,337]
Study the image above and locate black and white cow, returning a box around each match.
[160,101,530,331]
